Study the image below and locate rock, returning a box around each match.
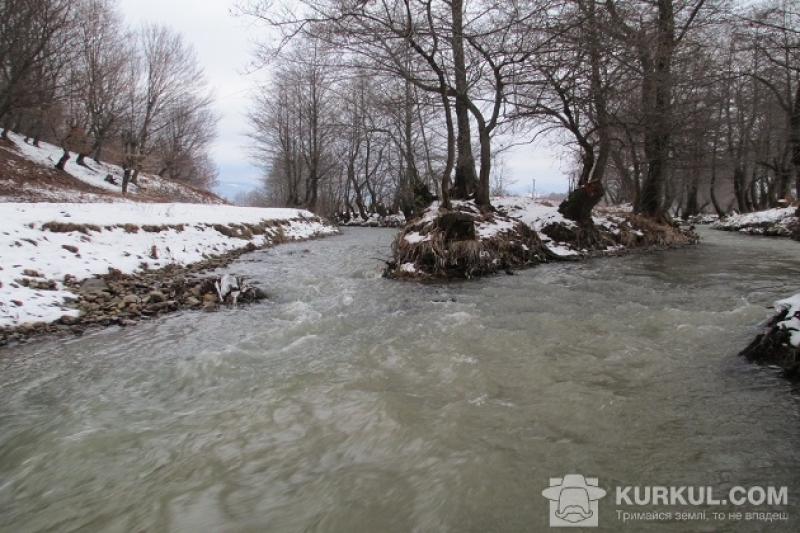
[121,294,139,306]
[23,269,42,278]
[185,296,201,307]
[81,278,108,293]
[202,292,218,304]
[147,290,166,304]
[62,245,79,254]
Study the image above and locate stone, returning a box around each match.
[58,315,80,326]
[81,278,108,293]
[147,291,166,304]
[62,245,79,254]
[202,293,218,304]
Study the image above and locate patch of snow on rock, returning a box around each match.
[776,294,800,348]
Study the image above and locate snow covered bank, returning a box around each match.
[712,206,799,239]
[1,133,223,204]
[384,197,696,279]
[338,212,406,228]
[740,293,800,379]
[776,295,800,348]
[386,200,549,279]
[0,202,337,330]
[496,196,696,259]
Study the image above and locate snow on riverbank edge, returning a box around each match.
[775,294,800,348]
[740,293,800,380]
[712,207,799,238]
[1,202,337,328]
[385,197,697,279]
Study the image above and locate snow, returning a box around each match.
[492,196,654,258]
[493,196,574,232]
[341,212,406,228]
[404,231,430,244]
[5,132,223,204]
[775,294,800,348]
[215,274,244,305]
[0,202,337,328]
[712,207,797,236]
[492,196,579,258]
[476,217,517,239]
[399,263,418,274]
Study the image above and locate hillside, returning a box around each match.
[0,133,225,204]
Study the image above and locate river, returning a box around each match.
[1,228,799,532]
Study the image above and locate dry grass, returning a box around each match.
[542,213,698,253]
[386,205,549,279]
[387,203,699,280]
[617,214,699,248]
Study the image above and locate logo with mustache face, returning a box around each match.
[542,474,607,527]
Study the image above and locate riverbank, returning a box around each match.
[385,197,698,279]
[338,213,407,228]
[0,202,337,345]
[740,294,800,379]
[712,206,799,239]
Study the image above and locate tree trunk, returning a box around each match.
[790,80,800,200]
[559,181,605,224]
[55,150,70,171]
[709,159,724,217]
[475,128,492,208]
[92,141,104,163]
[76,153,91,168]
[122,167,131,195]
[638,0,675,218]
[733,166,747,213]
[684,180,699,217]
[560,0,610,226]
[450,0,478,200]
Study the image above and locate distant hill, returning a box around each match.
[0,133,225,205]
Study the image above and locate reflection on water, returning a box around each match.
[1,228,799,532]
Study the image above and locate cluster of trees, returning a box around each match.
[0,0,218,192]
[243,0,800,224]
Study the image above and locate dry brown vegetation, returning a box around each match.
[386,205,550,279]
[386,204,698,280]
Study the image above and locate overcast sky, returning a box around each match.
[118,0,570,200]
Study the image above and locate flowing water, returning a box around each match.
[1,228,799,532]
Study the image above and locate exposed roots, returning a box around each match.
[385,203,549,280]
[740,308,800,380]
[613,214,699,248]
[385,202,699,281]
[541,212,697,254]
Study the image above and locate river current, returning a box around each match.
[1,228,799,532]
